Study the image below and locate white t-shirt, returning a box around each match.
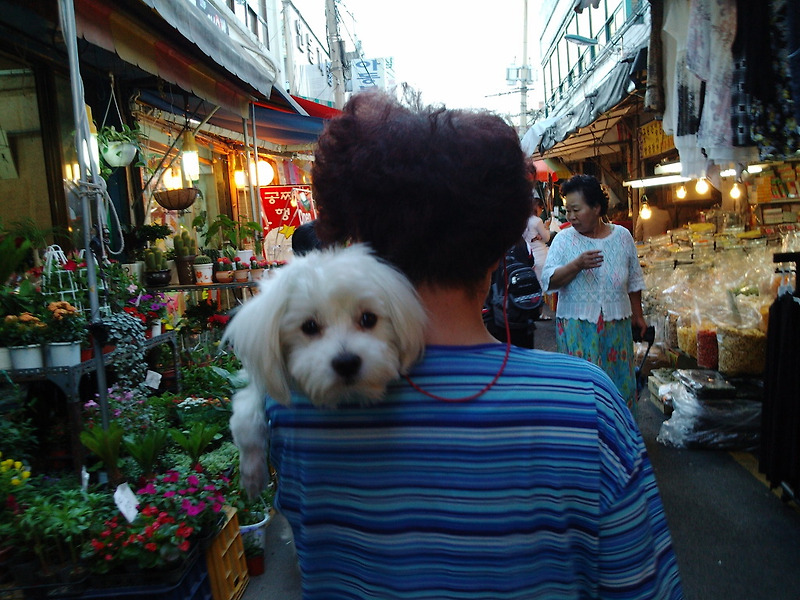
[541,224,645,322]
[523,215,550,279]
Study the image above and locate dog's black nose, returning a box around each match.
[332,352,362,379]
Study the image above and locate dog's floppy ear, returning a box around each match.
[370,261,427,373]
[223,276,293,405]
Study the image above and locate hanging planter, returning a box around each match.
[100,141,138,167]
[153,188,199,211]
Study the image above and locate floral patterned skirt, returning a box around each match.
[555,314,637,413]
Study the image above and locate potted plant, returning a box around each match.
[3,311,48,370]
[43,300,86,367]
[213,257,234,284]
[243,534,265,576]
[143,248,171,287]
[97,123,144,169]
[193,254,214,284]
[172,231,198,285]
[232,256,250,282]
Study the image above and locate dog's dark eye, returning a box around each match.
[360,312,378,329]
[301,319,321,336]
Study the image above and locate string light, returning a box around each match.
[676,185,687,199]
[695,178,709,194]
[729,181,742,200]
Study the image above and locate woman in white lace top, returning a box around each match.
[540,174,647,410]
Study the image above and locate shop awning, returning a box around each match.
[138,89,327,148]
[524,45,646,160]
[75,0,279,117]
[291,95,342,119]
[531,158,572,182]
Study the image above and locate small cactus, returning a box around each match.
[172,231,197,258]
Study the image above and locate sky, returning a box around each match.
[336,0,544,121]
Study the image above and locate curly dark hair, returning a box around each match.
[559,174,609,217]
[311,90,532,287]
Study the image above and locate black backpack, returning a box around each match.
[486,252,543,332]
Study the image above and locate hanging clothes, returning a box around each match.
[760,255,800,500]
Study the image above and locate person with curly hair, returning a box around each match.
[266,91,682,599]
[541,173,647,411]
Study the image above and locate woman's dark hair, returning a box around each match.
[560,174,609,217]
[311,90,532,287]
[291,221,322,256]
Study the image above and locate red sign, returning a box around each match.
[259,185,315,238]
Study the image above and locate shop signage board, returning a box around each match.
[639,120,674,159]
[259,185,315,261]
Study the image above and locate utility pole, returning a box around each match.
[325,0,346,109]
[520,0,530,130]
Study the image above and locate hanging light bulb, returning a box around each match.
[182,131,200,181]
[729,181,742,199]
[695,178,709,194]
[639,194,652,220]
[163,166,183,190]
[676,185,687,199]
[256,160,275,186]
[82,105,100,174]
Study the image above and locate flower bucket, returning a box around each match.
[9,344,44,370]
[239,509,271,550]
[195,263,213,284]
[150,322,163,338]
[0,347,11,370]
[45,341,81,367]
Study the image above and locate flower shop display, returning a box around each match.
[144,248,172,287]
[249,257,267,282]
[125,289,169,339]
[213,257,234,283]
[193,255,213,284]
[4,311,47,369]
[44,300,86,367]
[232,256,249,282]
[172,231,198,285]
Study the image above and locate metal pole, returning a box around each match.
[520,0,529,131]
[59,0,109,428]
[249,104,262,233]
[326,0,346,109]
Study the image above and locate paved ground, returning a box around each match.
[243,308,800,599]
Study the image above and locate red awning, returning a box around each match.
[291,95,342,119]
[531,158,572,182]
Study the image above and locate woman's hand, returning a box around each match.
[575,249,603,271]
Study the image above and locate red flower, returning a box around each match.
[63,259,78,272]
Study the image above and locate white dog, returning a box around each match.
[224,243,427,496]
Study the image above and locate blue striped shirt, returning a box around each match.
[267,344,683,599]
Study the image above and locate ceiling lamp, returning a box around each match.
[182,131,200,181]
[729,181,742,200]
[695,178,709,194]
[676,185,687,199]
[248,158,275,187]
[654,161,682,175]
[623,174,690,189]
[639,195,652,220]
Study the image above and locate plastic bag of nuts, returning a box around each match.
[716,325,767,375]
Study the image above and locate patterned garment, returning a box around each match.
[556,314,638,411]
[268,344,684,600]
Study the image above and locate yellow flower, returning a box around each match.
[22,471,31,480]
[13,461,21,470]
[10,478,21,486]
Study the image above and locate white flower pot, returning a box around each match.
[237,250,255,264]
[240,510,272,549]
[9,344,44,370]
[45,341,81,368]
[101,141,138,167]
[194,263,214,284]
[0,347,11,371]
[122,261,144,285]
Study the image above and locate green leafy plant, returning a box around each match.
[97,123,144,148]
[124,429,169,480]
[80,422,125,487]
[193,213,261,251]
[169,422,223,467]
[2,312,48,346]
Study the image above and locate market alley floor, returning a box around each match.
[243,309,800,600]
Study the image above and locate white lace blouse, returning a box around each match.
[540,224,645,322]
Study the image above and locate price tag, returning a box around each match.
[114,483,139,523]
[145,369,162,389]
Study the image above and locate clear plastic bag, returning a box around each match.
[656,383,761,451]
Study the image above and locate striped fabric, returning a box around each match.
[268,344,684,599]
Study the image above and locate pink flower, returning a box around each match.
[137,483,157,495]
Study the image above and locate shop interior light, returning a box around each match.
[248,158,275,187]
[181,131,200,181]
[654,161,682,175]
[695,178,710,194]
[639,194,652,220]
[163,166,183,190]
[729,181,742,200]
[622,174,690,189]
[676,185,687,199]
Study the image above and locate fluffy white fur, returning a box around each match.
[225,243,427,496]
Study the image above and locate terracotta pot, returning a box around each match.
[234,269,250,282]
[215,270,234,283]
